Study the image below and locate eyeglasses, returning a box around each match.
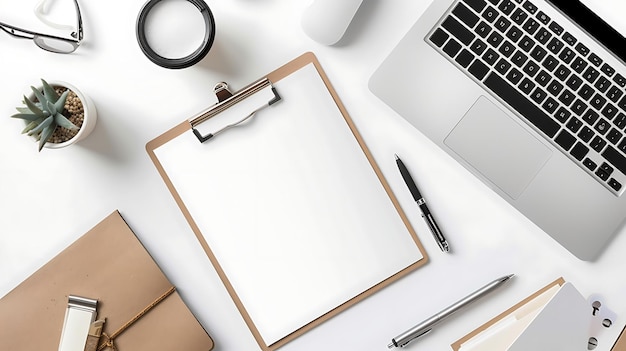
[0,0,83,54]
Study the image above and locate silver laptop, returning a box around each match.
[370,0,626,260]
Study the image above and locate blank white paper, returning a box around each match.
[155,63,423,345]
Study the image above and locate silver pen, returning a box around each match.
[387,274,514,349]
[395,154,449,252]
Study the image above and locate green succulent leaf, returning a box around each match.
[46,100,58,115]
[54,113,78,130]
[41,79,60,104]
[30,86,47,108]
[16,107,33,114]
[28,115,53,136]
[22,95,45,117]
[22,120,40,134]
[54,90,69,114]
[11,113,42,121]
[38,123,56,151]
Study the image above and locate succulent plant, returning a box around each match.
[11,79,79,152]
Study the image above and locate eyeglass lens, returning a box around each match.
[33,35,78,53]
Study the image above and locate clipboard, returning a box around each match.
[146,52,428,350]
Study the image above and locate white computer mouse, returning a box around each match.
[301,0,363,45]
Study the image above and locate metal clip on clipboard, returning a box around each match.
[189,78,281,143]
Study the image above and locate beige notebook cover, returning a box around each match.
[146,52,428,351]
[0,210,214,351]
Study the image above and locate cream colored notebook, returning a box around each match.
[452,278,589,351]
[146,52,428,351]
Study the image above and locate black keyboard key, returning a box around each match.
[600,163,613,175]
[536,11,550,25]
[470,38,488,55]
[542,55,559,72]
[582,66,600,84]
[442,16,476,45]
[535,69,551,86]
[618,138,626,153]
[614,113,626,129]
[463,0,487,12]
[578,84,594,100]
[430,28,450,47]
[578,126,595,142]
[595,118,611,135]
[530,87,547,104]
[443,38,462,57]
[562,32,577,46]
[547,80,563,96]
[589,53,603,67]
[522,18,540,35]
[530,46,547,61]
[523,60,540,77]
[575,42,590,56]
[608,178,622,191]
[607,128,623,144]
[607,86,624,103]
[506,67,523,84]
[566,116,583,133]
[554,64,571,81]
[555,129,576,150]
[583,158,598,171]
[555,107,571,123]
[483,48,500,65]
[548,21,564,35]
[469,59,490,80]
[506,26,524,42]
[572,99,588,116]
[546,37,564,54]
[519,77,536,94]
[487,31,504,47]
[498,0,515,15]
[590,136,607,152]
[484,73,560,137]
[543,97,558,113]
[558,48,575,64]
[499,40,516,57]
[570,142,589,160]
[534,28,551,44]
[603,145,626,175]
[522,0,538,14]
[602,103,618,120]
[475,21,493,38]
[596,168,610,181]
[566,75,583,91]
[456,49,476,67]
[518,35,535,52]
[482,6,499,23]
[558,89,575,106]
[619,95,626,111]
[487,0,500,4]
[511,8,528,25]
[601,63,616,77]
[571,57,588,73]
[582,109,599,125]
[453,3,480,28]
[614,73,626,87]
[495,58,512,74]
[511,50,528,67]
[595,76,610,93]
[495,16,512,32]
[590,93,607,110]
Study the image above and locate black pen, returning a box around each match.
[395,154,449,252]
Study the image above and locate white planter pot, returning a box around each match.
[25,80,97,150]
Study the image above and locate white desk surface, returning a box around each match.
[1,1,625,350]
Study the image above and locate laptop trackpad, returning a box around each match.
[444,96,552,199]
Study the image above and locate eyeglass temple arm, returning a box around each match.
[0,22,36,39]
[72,0,83,40]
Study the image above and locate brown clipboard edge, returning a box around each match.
[146,52,429,351]
[450,277,565,351]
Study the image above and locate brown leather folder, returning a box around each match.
[0,210,214,351]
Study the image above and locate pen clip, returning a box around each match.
[399,328,432,348]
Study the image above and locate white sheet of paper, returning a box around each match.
[154,63,423,345]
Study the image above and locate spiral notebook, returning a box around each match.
[146,52,428,351]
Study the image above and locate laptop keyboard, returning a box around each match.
[427,0,626,196]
